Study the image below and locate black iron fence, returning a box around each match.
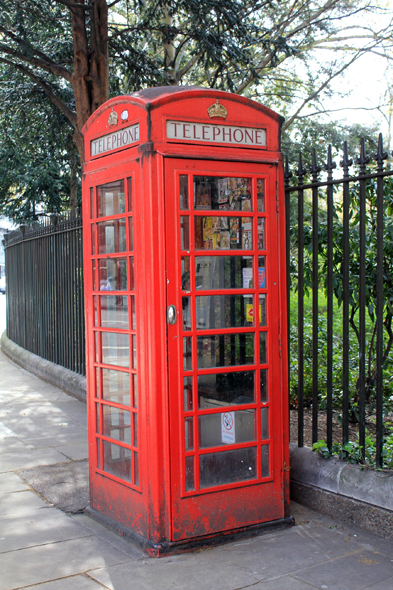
[285,134,393,467]
[3,211,85,376]
[3,135,393,468]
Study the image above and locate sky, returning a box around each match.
[318,1,393,140]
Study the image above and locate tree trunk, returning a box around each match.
[70,0,109,165]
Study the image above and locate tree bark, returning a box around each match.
[70,0,109,163]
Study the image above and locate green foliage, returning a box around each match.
[313,425,393,469]
[0,68,79,223]
[289,164,393,420]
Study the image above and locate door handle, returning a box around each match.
[167,305,177,325]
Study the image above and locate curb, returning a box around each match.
[0,331,86,403]
[290,443,393,538]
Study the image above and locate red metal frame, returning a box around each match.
[82,87,290,555]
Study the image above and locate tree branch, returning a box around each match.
[0,29,72,81]
[0,56,77,126]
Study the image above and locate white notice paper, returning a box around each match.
[221,411,236,444]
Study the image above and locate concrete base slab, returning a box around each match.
[18,460,89,513]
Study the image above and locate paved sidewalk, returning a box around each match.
[1,348,393,590]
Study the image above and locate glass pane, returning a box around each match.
[183,337,192,370]
[92,260,96,291]
[261,407,269,440]
[185,456,194,491]
[95,331,99,363]
[194,176,252,211]
[130,295,136,330]
[257,179,265,212]
[184,376,193,411]
[196,294,253,329]
[261,444,270,477]
[102,332,129,368]
[134,451,139,486]
[133,413,138,447]
[185,417,194,451]
[95,367,100,398]
[96,438,101,469]
[198,371,255,408]
[129,257,134,290]
[200,447,256,489]
[91,224,95,254]
[180,175,188,210]
[260,332,267,364]
[181,257,190,290]
[128,218,134,251]
[132,374,138,408]
[97,219,126,254]
[194,217,252,250]
[258,218,265,250]
[103,441,131,483]
[182,297,191,331]
[259,295,267,326]
[103,406,131,444]
[98,180,125,217]
[180,216,190,250]
[100,295,128,329]
[199,409,256,448]
[258,257,266,288]
[93,296,98,326]
[96,403,100,433]
[102,369,130,405]
[195,256,253,290]
[98,258,127,291]
[197,333,254,368]
[260,369,268,402]
[132,334,137,370]
[90,187,95,218]
[127,177,132,212]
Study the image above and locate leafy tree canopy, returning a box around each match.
[0,0,392,220]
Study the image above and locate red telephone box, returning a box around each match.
[81,87,291,556]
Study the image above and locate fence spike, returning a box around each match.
[325,144,337,177]
[374,133,388,171]
[356,137,370,173]
[340,141,353,177]
[309,147,321,180]
[295,151,307,182]
[284,154,293,186]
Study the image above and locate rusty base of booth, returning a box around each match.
[85,507,295,558]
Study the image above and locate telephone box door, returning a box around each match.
[165,158,287,542]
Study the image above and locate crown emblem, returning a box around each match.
[108,110,118,127]
[207,99,227,120]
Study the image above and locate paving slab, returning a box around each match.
[0,536,131,590]
[0,508,91,553]
[55,442,89,461]
[14,575,109,590]
[363,577,393,590]
[0,436,31,454]
[0,472,29,493]
[71,514,146,560]
[293,549,393,590]
[0,448,69,473]
[88,558,262,590]
[0,490,50,515]
[249,576,318,589]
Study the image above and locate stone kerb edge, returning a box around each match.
[0,331,86,403]
[289,443,393,512]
